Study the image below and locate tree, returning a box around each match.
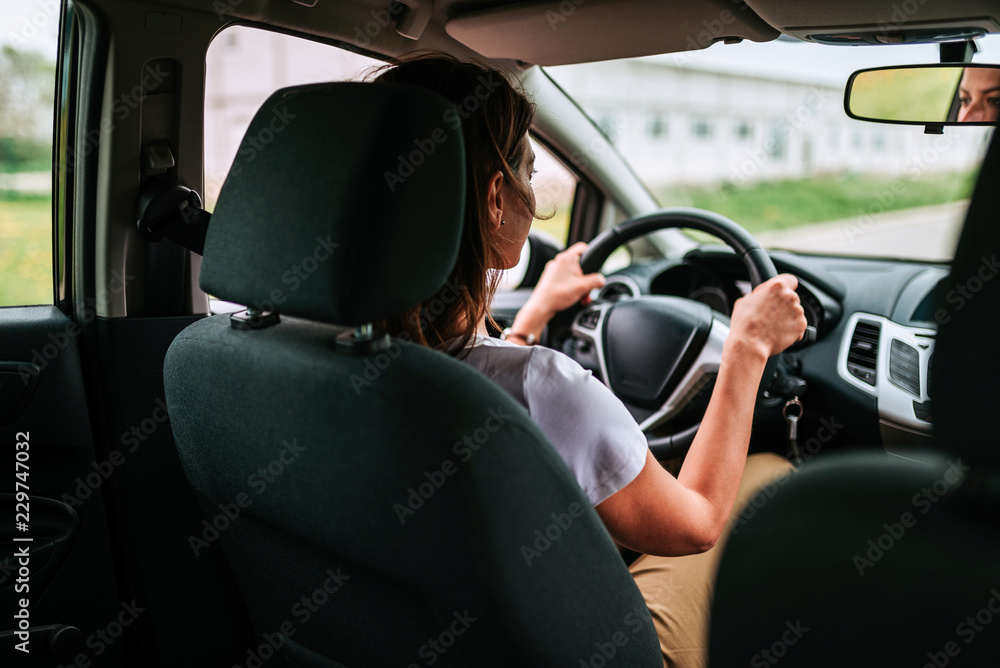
[0,45,56,170]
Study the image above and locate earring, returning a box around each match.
[501,220,505,226]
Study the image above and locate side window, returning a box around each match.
[204,27,382,209]
[529,138,576,245]
[0,11,58,306]
[499,138,578,291]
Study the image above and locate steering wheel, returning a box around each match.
[557,207,778,459]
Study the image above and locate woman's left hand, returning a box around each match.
[509,242,606,342]
[533,242,607,313]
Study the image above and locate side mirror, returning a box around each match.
[845,64,1000,126]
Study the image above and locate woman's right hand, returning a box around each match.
[728,274,808,359]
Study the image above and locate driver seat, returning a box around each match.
[163,82,662,667]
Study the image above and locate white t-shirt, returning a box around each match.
[461,335,648,506]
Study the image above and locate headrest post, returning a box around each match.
[336,323,393,356]
[230,307,280,331]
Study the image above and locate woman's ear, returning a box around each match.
[486,170,505,231]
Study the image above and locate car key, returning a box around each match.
[783,397,803,465]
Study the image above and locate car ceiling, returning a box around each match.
[130,0,1000,67]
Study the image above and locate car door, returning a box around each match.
[2,3,257,666]
[1,3,131,666]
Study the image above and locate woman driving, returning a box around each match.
[371,54,807,667]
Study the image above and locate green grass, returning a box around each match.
[0,197,53,306]
[656,171,978,237]
[531,204,571,245]
[0,158,52,173]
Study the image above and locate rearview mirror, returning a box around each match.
[845,64,1000,126]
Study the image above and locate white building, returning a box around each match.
[204,28,988,203]
[549,58,987,190]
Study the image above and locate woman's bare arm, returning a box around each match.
[596,275,806,556]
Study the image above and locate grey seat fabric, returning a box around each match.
[708,131,1000,665]
[164,82,662,667]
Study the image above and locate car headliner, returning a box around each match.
[136,0,1000,67]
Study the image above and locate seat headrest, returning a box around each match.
[200,82,466,326]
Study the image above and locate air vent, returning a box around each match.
[889,339,920,396]
[599,280,637,301]
[847,320,880,386]
[913,399,933,423]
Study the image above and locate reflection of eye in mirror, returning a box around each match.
[846,64,1000,126]
[956,67,1000,123]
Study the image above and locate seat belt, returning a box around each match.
[136,177,211,255]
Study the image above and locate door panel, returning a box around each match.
[1,306,126,667]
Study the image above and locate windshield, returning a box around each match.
[545,37,999,262]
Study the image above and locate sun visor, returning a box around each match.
[445,0,779,66]
[743,0,1000,44]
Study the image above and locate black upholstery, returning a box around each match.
[934,128,1000,469]
[165,82,662,666]
[709,131,1000,665]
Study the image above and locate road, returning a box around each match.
[754,201,968,262]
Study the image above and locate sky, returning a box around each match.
[2,0,61,57]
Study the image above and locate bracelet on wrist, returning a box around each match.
[500,327,536,345]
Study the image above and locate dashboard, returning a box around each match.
[493,244,951,454]
[598,246,948,449]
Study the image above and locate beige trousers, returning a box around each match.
[628,452,795,668]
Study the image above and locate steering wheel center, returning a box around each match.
[603,297,713,409]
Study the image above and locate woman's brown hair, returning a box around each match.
[369,53,538,354]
